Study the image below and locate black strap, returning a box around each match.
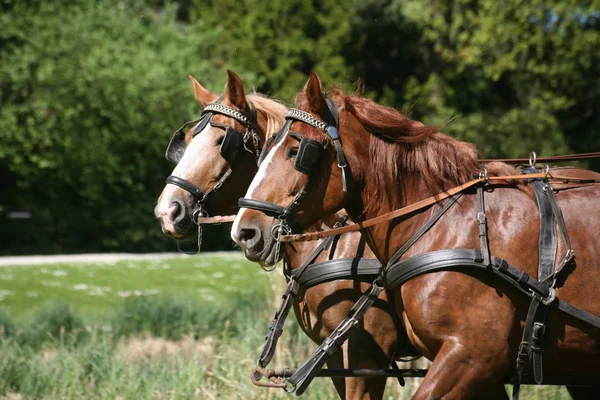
[286,282,385,395]
[544,183,575,283]
[238,198,287,218]
[255,279,300,372]
[513,296,544,399]
[166,175,205,199]
[524,167,557,282]
[256,216,350,372]
[292,258,381,287]
[477,184,491,266]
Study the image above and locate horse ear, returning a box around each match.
[189,75,218,107]
[224,70,248,110]
[303,71,327,118]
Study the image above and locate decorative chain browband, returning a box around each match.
[287,109,328,131]
[203,103,251,126]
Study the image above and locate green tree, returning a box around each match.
[370,0,600,162]
[0,0,237,253]
[192,0,357,100]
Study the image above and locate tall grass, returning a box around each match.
[0,257,573,399]
[0,296,572,399]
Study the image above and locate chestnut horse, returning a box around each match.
[155,71,410,399]
[232,72,600,399]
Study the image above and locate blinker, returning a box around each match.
[220,127,244,167]
[165,128,187,164]
[295,137,323,175]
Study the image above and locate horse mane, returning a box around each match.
[302,89,520,196]
[247,93,288,140]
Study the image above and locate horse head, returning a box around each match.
[155,70,287,242]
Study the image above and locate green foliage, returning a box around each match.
[396,0,600,161]
[21,302,87,349]
[1,0,599,254]
[193,0,358,99]
[112,295,215,340]
[0,0,235,254]
[0,308,15,338]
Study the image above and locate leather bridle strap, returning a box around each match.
[280,172,594,243]
[195,215,236,224]
[255,216,349,373]
[165,175,205,199]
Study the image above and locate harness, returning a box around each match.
[164,98,261,252]
[251,215,419,389]
[242,102,600,396]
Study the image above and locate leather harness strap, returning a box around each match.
[276,176,600,396]
[279,172,598,243]
[479,151,600,164]
[195,215,236,224]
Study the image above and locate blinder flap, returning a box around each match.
[295,137,323,175]
[220,127,243,167]
[165,129,186,164]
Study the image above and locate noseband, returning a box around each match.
[238,98,353,259]
[164,99,260,252]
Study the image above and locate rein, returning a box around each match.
[279,172,600,243]
[479,151,600,164]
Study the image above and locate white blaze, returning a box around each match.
[232,131,289,235]
[156,124,212,214]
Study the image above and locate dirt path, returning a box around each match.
[0,252,199,266]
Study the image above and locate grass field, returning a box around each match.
[0,254,572,399]
[0,253,270,321]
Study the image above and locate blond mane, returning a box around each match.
[247,93,288,139]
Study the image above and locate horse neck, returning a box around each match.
[344,125,482,260]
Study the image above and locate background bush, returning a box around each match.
[1,0,599,254]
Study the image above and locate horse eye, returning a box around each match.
[287,147,299,159]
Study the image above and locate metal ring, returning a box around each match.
[542,287,556,305]
[478,166,488,180]
[271,222,291,241]
[193,208,208,225]
[529,151,537,167]
[543,164,550,180]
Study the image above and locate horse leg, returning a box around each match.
[472,383,508,400]
[411,342,508,400]
[567,386,600,400]
[327,337,388,400]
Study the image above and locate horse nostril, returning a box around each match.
[169,200,185,223]
[240,227,256,242]
[239,226,261,248]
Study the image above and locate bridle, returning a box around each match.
[164,98,261,252]
[238,98,354,259]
